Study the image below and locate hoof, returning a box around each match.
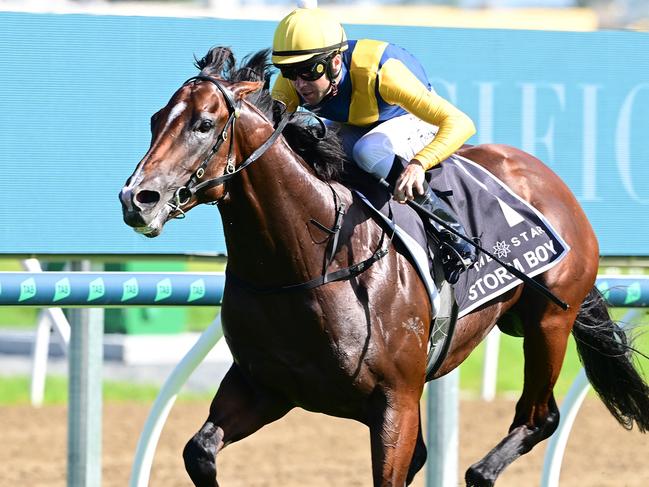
[465,466,495,487]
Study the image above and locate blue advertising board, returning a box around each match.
[0,12,647,255]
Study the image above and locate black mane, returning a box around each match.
[194,46,348,182]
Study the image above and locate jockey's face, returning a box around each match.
[290,54,342,106]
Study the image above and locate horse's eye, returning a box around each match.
[197,120,214,133]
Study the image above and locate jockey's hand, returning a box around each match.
[394,160,426,203]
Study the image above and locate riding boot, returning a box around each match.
[415,185,477,284]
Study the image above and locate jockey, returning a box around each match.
[271,7,477,283]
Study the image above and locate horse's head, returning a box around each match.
[119,47,264,237]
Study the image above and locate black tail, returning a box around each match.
[572,287,649,432]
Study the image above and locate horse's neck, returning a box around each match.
[220,110,340,284]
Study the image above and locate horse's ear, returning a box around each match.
[232,81,264,100]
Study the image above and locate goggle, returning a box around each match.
[279,58,329,82]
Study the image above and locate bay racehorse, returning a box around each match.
[119,47,649,486]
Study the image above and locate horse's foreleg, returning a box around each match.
[465,307,577,487]
[405,408,427,486]
[183,364,291,487]
[368,391,421,487]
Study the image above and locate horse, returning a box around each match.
[119,47,649,487]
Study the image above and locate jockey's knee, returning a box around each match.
[352,134,394,179]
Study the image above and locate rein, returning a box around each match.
[167,74,393,293]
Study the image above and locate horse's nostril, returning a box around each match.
[136,190,161,206]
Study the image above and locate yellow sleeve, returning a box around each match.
[377,58,476,170]
[271,75,300,113]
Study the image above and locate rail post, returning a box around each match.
[426,369,459,487]
[67,261,104,487]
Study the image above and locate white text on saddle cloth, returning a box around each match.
[467,227,560,302]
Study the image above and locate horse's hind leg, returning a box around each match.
[183,364,291,487]
[368,390,421,487]
[465,305,579,487]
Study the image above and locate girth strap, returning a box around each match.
[225,245,390,295]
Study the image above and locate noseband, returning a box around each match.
[167,75,291,217]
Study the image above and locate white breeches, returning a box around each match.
[333,113,439,179]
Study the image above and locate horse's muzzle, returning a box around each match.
[121,207,148,229]
[119,186,155,228]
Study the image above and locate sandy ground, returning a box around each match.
[1,398,648,487]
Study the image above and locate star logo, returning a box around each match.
[493,240,511,259]
[402,317,425,348]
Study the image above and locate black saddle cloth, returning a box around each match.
[342,154,570,319]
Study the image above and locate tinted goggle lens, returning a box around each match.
[280,60,327,81]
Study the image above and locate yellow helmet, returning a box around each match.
[272,8,348,66]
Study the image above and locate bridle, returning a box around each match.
[166,75,291,218]
[161,76,393,294]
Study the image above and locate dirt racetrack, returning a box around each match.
[1,398,647,486]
